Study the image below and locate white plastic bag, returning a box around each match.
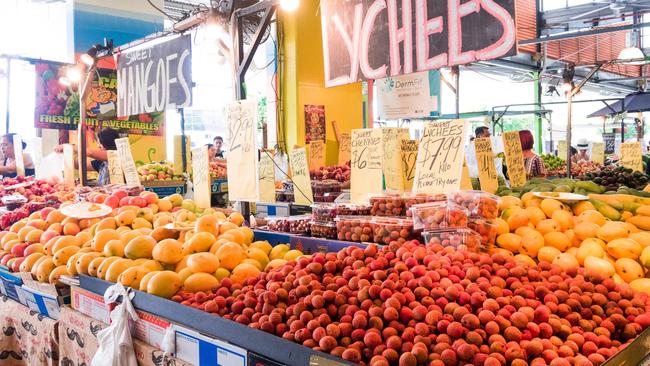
[91,283,139,366]
[36,152,64,180]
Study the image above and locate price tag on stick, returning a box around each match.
[475,137,499,194]
[227,100,258,202]
[400,139,419,191]
[115,137,140,186]
[620,142,644,172]
[460,158,473,190]
[502,131,527,187]
[383,128,410,190]
[350,128,383,203]
[558,140,567,161]
[309,140,326,170]
[107,150,125,184]
[13,134,25,177]
[259,151,276,203]
[413,120,467,194]
[592,142,605,165]
[31,137,43,179]
[192,146,211,209]
[63,144,75,187]
[338,132,351,165]
[289,147,314,205]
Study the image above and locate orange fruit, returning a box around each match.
[543,231,570,252]
[551,210,574,231]
[574,222,599,241]
[536,219,561,235]
[578,210,606,226]
[506,211,530,231]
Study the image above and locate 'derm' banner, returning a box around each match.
[34,62,164,136]
[116,34,192,117]
[320,0,516,87]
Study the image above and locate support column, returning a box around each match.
[533,71,543,154]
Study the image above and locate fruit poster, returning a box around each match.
[35,62,164,136]
[304,105,326,143]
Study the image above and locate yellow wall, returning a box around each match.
[281,0,363,166]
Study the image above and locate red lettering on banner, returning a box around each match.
[414,0,445,71]
[361,0,388,79]
[387,0,413,76]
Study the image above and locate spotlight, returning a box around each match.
[562,81,574,93]
[58,76,71,86]
[280,0,299,12]
[80,41,113,66]
[562,67,575,94]
[66,67,82,83]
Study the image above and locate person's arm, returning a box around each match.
[23,153,34,169]
[88,149,108,161]
[537,156,547,177]
[0,160,16,174]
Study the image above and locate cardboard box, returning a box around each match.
[0,269,29,305]
[70,285,172,349]
[21,284,69,320]
[174,324,248,366]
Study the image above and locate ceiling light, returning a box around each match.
[66,67,82,83]
[279,0,299,12]
[617,47,646,65]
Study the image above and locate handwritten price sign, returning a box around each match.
[383,128,410,190]
[413,120,467,194]
[192,146,211,209]
[400,139,419,191]
[115,138,140,186]
[351,128,383,203]
[460,158,473,190]
[474,137,498,194]
[107,150,125,184]
[338,132,351,165]
[558,140,567,161]
[289,147,314,205]
[502,131,527,187]
[592,142,605,165]
[227,100,258,202]
[620,142,643,172]
[309,140,326,170]
[259,151,276,203]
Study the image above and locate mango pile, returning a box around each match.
[0,191,303,298]
[493,192,650,292]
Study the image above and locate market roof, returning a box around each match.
[587,92,650,117]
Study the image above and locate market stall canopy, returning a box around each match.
[587,92,650,117]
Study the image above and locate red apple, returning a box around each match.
[104,195,120,209]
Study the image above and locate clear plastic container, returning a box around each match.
[312,179,342,195]
[449,191,500,219]
[335,202,371,216]
[266,215,311,234]
[314,192,339,203]
[371,217,414,245]
[311,203,337,221]
[369,192,405,216]
[402,193,447,217]
[2,194,27,210]
[467,217,498,251]
[410,201,468,230]
[334,215,373,242]
[310,221,337,239]
[422,228,482,252]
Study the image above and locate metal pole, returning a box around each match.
[77,64,96,187]
[566,94,573,178]
[4,59,10,134]
[453,66,460,118]
[179,108,187,172]
[621,99,626,143]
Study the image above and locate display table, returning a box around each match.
[0,296,58,366]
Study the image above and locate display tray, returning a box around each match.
[78,275,354,366]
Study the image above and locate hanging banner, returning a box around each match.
[592,142,605,165]
[502,131,527,187]
[351,128,383,203]
[289,147,314,205]
[400,139,418,191]
[413,120,467,194]
[382,128,410,190]
[309,140,326,170]
[227,100,258,202]
[474,137,498,194]
[320,0,516,87]
[620,142,644,172]
[377,71,440,119]
[117,34,192,117]
[338,132,351,164]
[34,63,164,135]
[259,151,276,203]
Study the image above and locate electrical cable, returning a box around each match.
[263,150,313,205]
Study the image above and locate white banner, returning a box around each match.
[376,71,439,120]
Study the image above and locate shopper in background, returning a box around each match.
[519,130,546,178]
[475,126,491,139]
[576,139,590,162]
[54,128,120,186]
[0,134,35,177]
[207,144,218,162]
[213,136,225,158]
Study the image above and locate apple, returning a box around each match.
[113,190,128,200]
[104,195,120,209]
[140,192,158,205]
[119,197,131,207]
[129,197,147,208]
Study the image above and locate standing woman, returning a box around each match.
[519,130,547,178]
[54,128,121,186]
[0,134,35,177]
